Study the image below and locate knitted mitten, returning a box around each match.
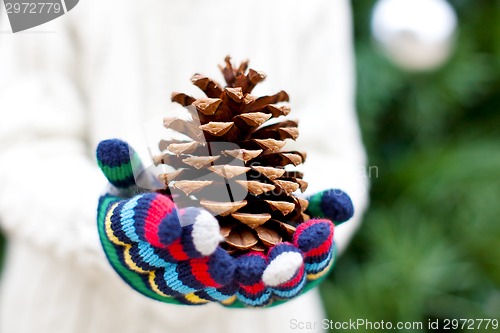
[96,139,354,307]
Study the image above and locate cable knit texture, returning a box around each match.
[0,0,368,332]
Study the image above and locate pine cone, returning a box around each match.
[155,56,310,254]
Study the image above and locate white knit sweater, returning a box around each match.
[0,0,368,332]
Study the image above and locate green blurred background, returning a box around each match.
[321,0,500,332]
[0,0,498,331]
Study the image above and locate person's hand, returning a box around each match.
[96,139,354,307]
[97,139,236,302]
[229,189,353,306]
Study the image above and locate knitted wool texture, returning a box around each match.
[96,139,352,307]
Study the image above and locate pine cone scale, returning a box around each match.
[158,57,309,254]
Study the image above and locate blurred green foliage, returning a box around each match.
[0,232,3,270]
[322,0,500,331]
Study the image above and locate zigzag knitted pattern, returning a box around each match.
[98,193,337,307]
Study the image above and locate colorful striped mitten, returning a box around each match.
[96,139,354,307]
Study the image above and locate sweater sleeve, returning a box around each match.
[290,0,370,252]
[0,12,109,270]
